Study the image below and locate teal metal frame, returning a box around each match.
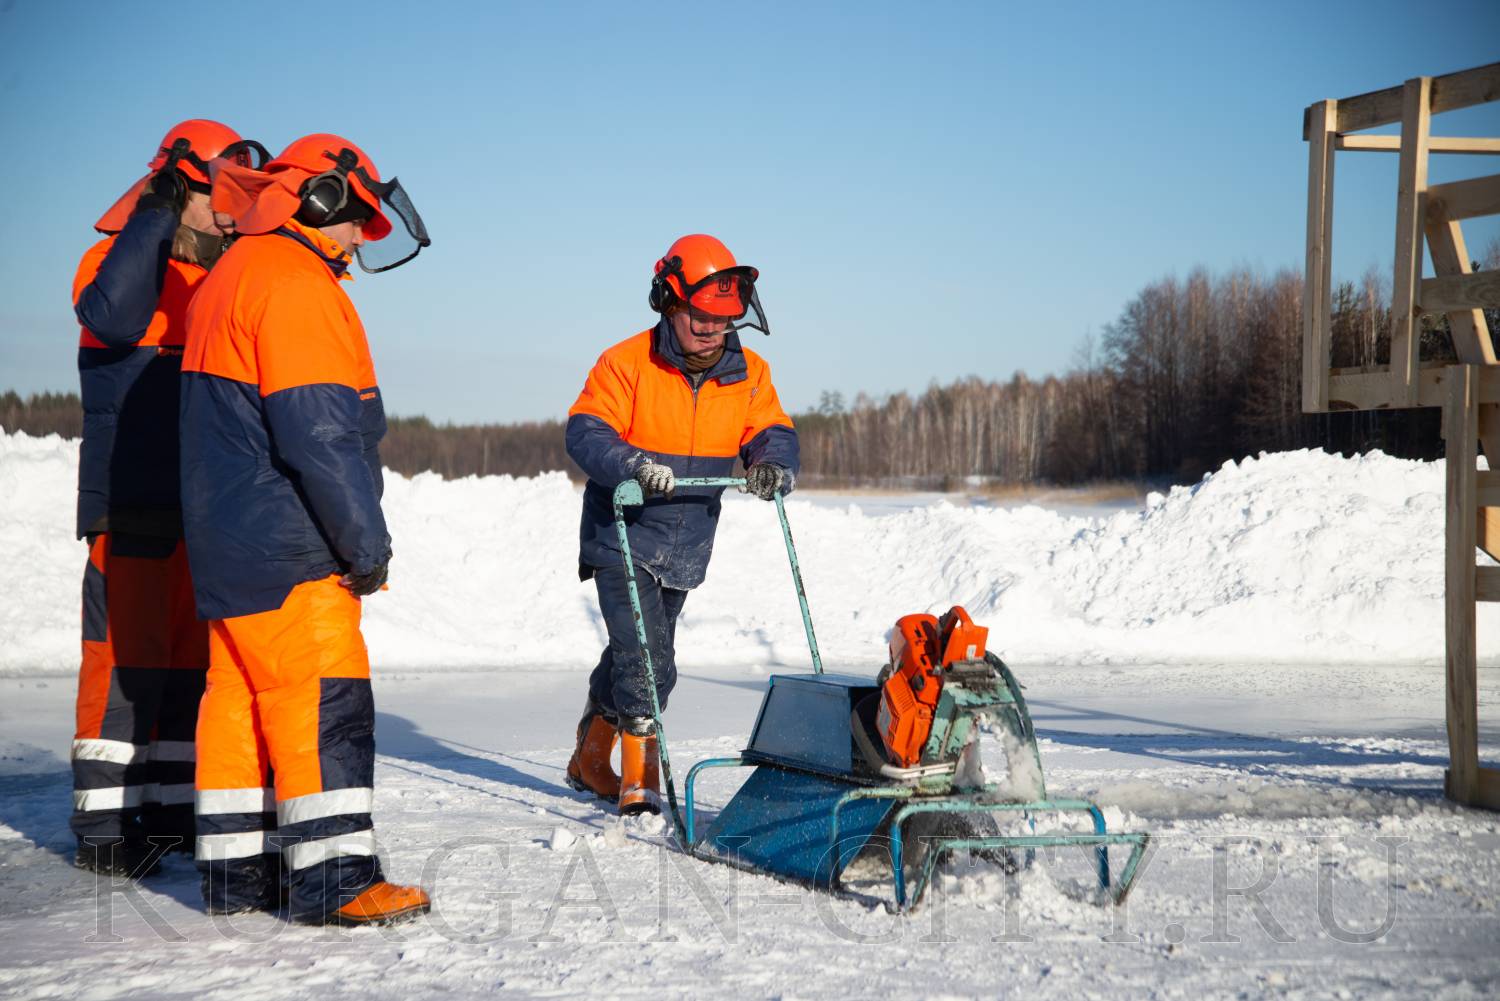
[611,477,1150,912]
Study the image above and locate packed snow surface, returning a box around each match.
[3,429,1498,999]
[1,429,1489,674]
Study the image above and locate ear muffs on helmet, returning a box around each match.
[648,255,684,313]
[294,148,372,228]
[296,172,349,227]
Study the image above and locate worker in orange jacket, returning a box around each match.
[70,120,266,877]
[565,234,799,814]
[180,134,431,924]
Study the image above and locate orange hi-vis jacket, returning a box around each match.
[565,322,799,589]
[73,201,206,538]
[179,220,390,620]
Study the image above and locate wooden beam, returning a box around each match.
[1303,100,1337,413]
[1448,766,1500,811]
[1328,366,1445,409]
[1390,78,1433,408]
[1424,215,1496,363]
[1480,406,1500,522]
[1478,767,1500,811]
[1481,508,1500,562]
[1305,61,1500,138]
[1477,471,1500,509]
[1420,271,1500,314]
[1445,365,1482,806]
[1328,364,1500,410]
[1477,566,1500,601]
[1336,135,1500,155]
[1427,174,1500,221]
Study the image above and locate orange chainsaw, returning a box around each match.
[875,605,990,768]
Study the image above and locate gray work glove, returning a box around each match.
[635,461,675,498]
[742,463,787,501]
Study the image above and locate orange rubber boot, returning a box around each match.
[566,707,621,801]
[329,881,431,926]
[618,730,661,816]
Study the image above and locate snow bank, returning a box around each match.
[2,429,1489,674]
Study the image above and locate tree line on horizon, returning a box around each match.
[7,250,1497,488]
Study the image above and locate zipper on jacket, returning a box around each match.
[665,372,701,578]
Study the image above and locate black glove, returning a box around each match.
[635,461,675,498]
[742,463,787,501]
[340,559,389,597]
[137,168,188,215]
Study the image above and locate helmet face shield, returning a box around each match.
[678,266,770,336]
[350,170,430,273]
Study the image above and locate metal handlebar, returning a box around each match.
[610,475,823,846]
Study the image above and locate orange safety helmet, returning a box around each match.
[149,119,246,188]
[263,134,393,241]
[212,133,430,273]
[649,234,770,334]
[94,118,251,233]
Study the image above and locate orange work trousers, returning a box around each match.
[71,532,208,847]
[194,576,383,919]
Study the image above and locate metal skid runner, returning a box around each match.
[612,477,1150,913]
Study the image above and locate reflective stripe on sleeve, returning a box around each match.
[283,829,375,871]
[71,739,148,765]
[196,787,276,815]
[278,788,374,826]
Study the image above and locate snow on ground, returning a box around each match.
[1,663,1497,1000]
[2,429,1494,675]
[3,429,1499,998]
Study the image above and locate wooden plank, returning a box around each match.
[1477,566,1500,601]
[1328,364,1500,411]
[1329,366,1449,409]
[1480,406,1500,519]
[1427,174,1500,221]
[1445,365,1481,806]
[1329,369,1436,409]
[1477,767,1500,811]
[1337,135,1500,155]
[1303,100,1337,413]
[1447,766,1500,810]
[1477,471,1500,509]
[1307,61,1500,138]
[1390,78,1433,408]
[1424,216,1496,363]
[1420,271,1500,314]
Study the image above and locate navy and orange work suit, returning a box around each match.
[70,200,212,850]
[179,219,391,920]
[566,322,799,720]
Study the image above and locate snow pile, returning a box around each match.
[1,429,1489,674]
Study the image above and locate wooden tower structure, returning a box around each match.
[1302,62,1500,809]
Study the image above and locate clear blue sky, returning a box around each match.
[1,0,1497,423]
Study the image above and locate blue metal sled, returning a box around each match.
[611,477,1150,912]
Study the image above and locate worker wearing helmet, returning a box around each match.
[70,119,267,878]
[565,234,799,815]
[180,134,431,924]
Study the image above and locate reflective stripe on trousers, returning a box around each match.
[194,576,383,919]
